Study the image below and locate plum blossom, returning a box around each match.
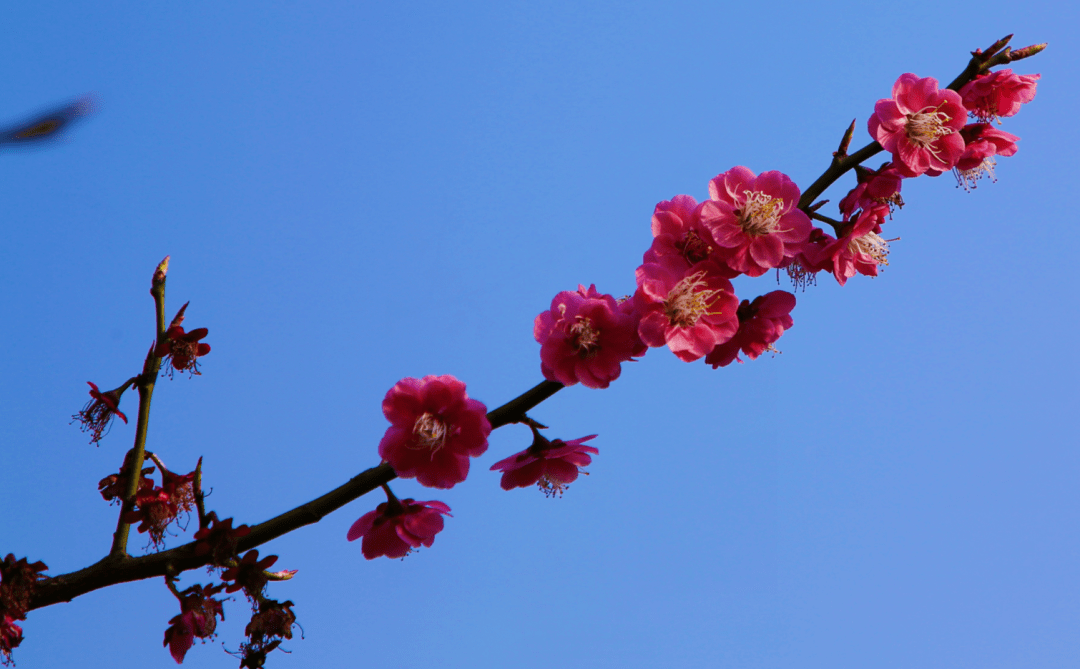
[347,491,451,560]
[379,375,491,489]
[534,285,643,389]
[643,195,716,267]
[700,167,812,276]
[122,466,197,547]
[490,428,598,497]
[1,616,22,666]
[156,302,211,377]
[221,550,279,599]
[821,204,893,286]
[950,123,1020,190]
[162,583,226,664]
[634,258,740,362]
[959,69,1039,123]
[869,74,967,177]
[784,227,835,291]
[705,291,796,368]
[73,381,128,444]
[839,163,904,219]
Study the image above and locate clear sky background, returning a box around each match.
[2,2,1078,668]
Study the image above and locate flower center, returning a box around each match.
[737,191,786,236]
[412,413,449,455]
[664,271,723,328]
[676,229,712,264]
[567,315,600,357]
[847,231,892,267]
[905,103,954,150]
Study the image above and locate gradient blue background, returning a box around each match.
[2,1,1077,667]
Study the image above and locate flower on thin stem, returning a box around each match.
[156,302,211,377]
[347,486,451,560]
[490,426,598,497]
[72,381,129,445]
[162,582,226,664]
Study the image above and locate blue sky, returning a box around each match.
[2,1,1078,668]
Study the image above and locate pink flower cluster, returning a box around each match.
[629,167,808,363]
[347,63,1042,564]
[869,71,1036,190]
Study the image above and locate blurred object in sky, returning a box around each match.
[0,95,94,149]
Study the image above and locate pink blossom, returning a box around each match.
[821,204,893,286]
[869,74,967,177]
[163,583,226,664]
[784,228,834,291]
[490,430,598,497]
[122,466,197,547]
[959,69,1039,123]
[347,497,451,560]
[1,615,22,666]
[73,381,128,444]
[634,258,740,362]
[643,195,716,267]
[839,163,904,219]
[534,284,643,389]
[699,167,812,277]
[705,291,796,368]
[950,123,1020,190]
[378,375,491,489]
[221,550,279,597]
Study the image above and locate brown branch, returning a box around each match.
[29,380,563,611]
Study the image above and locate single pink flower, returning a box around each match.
[869,74,967,178]
[347,495,451,560]
[162,583,226,664]
[491,430,598,497]
[705,291,796,368]
[643,195,716,267]
[155,302,211,377]
[959,69,1039,123]
[122,466,197,547]
[221,550,279,597]
[378,375,491,489]
[634,258,740,362]
[839,162,904,219]
[699,167,812,277]
[949,123,1020,190]
[821,204,893,286]
[534,284,643,389]
[1,615,23,666]
[783,228,835,291]
[72,381,128,444]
